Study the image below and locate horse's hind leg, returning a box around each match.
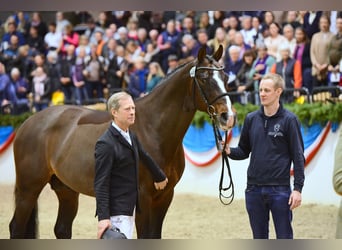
[50,175,79,239]
[9,183,47,238]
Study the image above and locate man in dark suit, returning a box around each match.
[94,92,168,239]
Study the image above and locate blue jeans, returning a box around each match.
[245,185,293,239]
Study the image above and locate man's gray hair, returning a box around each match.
[107,91,132,112]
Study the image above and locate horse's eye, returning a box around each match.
[198,71,209,78]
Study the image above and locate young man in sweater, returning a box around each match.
[225,73,305,239]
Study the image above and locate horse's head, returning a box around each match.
[189,45,236,131]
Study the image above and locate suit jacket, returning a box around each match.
[94,124,166,220]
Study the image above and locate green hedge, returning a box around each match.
[192,102,342,128]
[1,102,342,129]
[0,112,33,129]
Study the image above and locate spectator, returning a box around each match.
[106,45,129,94]
[59,44,76,103]
[109,23,120,40]
[31,66,51,112]
[96,12,111,30]
[0,62,17,113]
[59,24,79,56]
[157,19,180,72]
[103,27,114,43]
[10,67,30,113]
[208,27,229,60]
[303,11,323,39]
[143,42,160,64]
[83,45,106,99]
[12,11,29,34]
[178,15,197,42]
[1,21,26,47]
[148,29,159,48]
[196,28,213,55]
[282,24,297,59]
[125,40,142,65]
[29,53,48,85]
[327,16,342,90]
[146,61,165,93]
[55,11,70,34]
[72,46,88,105]
[116,26,130,48]
[261,11,275,31]
[45,50,61,93]
[1,34,20,72]
[127,56,148,98]
[236,49,257,103]
[232,31,252,60]
[198,12,215,40]
[126,17,139,41]
[270,43,302,103]
[310,15,334,87]
[251,16,264,48]
[240,15,256,48]
[44,22,62,54]
[249,42,276,105]
[24,12,48,40]
[136,27,150,54]
[180,34,200,62]
[84,17,104,46]
[11,67,29,100]
[228,15,241,31]
[211,11,226,34]
[264,22,287,61]
[282,11,302,30]
[293,26,313,93]
[8,45,33,81]
[166,54,179,74]
[102,38,117,62]
[27,26,46,56]
[224,45,243,94]
[94,30,105,56]
[75,35,91,56]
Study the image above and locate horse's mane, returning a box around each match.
[147,54,218,95]
[141,59,195,96]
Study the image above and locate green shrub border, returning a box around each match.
[192,102,342,128]
[1,102,342,130]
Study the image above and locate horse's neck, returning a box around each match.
[135,63,196,151]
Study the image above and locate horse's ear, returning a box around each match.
[197,46,207,63]
[212,45,223,61]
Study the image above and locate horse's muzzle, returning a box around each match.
[219,112,235,131]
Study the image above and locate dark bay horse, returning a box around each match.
[9,45,235,238]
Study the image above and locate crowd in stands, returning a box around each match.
[0,11,342,115]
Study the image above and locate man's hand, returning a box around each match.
[288,190,302,210]
[97,219,111,239]
[154,178,168,190]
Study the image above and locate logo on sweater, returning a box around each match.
[268,124,283,137]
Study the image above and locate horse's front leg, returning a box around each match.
[136,189,174,239]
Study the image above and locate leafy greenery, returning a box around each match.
[192,102,342,128]
[1,102,342,130]
[0,112,33,129]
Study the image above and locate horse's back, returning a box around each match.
[13,105,111,195]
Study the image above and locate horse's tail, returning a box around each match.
[9,186,39,238]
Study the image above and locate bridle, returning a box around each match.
[189,62,235,205]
